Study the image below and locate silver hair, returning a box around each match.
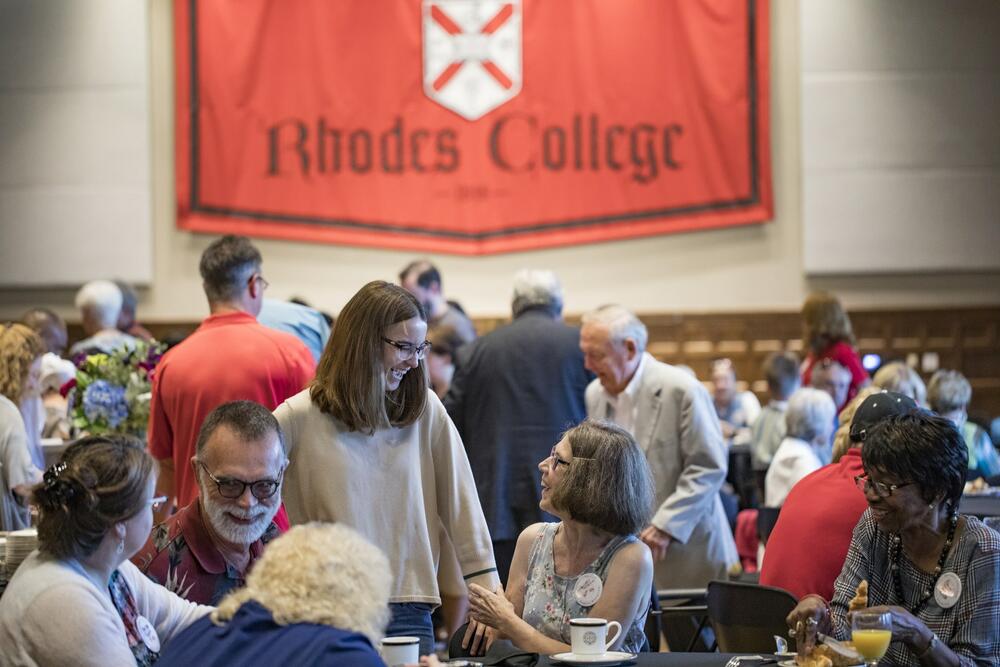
[511,269,563,316]
[581,304,648,353]
[785,387,837,442]
[74,280,123,329]
[927,369,972,414]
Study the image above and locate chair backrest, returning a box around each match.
[706,580,797,653]
[644,581,661,652]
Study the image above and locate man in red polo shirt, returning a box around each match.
[136,401,286,604]
[149,235,314,514]
[760,391,917,600]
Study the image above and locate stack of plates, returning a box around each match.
[4,528,37,575]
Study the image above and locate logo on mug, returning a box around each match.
[583,630,597,645]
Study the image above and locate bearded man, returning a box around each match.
[135,401,286,605]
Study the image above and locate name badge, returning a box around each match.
[934,572,961,609]
[574,573,603,607]
[135,615,161,653]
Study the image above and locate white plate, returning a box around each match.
[550,652,637,666]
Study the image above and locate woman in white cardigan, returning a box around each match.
[0,436,210,666]
[275,281,498,658]
[765,387,837,507]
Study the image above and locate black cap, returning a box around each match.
[849,391,919,442]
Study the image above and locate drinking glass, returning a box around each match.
[851,610,892,666]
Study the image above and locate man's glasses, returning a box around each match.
[197,460,283,500]
[854,473,913,499]
[383,337,432,361]
[249,274,269,292]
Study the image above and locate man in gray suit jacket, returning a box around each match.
[580,305,738,590]
[444,270,591,584]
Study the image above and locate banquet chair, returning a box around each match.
[756,506,781,545]
[706,580,797,653]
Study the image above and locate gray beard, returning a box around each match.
[203,497,279,545]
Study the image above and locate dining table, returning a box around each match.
[959,492,1000,518]
[537,654,782,666]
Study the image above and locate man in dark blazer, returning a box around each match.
[444,270,591,585]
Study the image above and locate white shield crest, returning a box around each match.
[423,0,522,121]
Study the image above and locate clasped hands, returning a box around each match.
[462,583,512,655]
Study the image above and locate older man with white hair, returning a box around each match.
[763,387,837,507]
[579,305,737,592]
[68,279,138,357]
[444,269,591,584]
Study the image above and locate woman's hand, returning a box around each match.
[864,606,932,650]
[467,583,517,633]
[786,595,831,654]
[461,617,497,656]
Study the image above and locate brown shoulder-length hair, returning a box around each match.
[0,323,44,403]
[550,419,654,536]
[801,291,856,355]
[310,281,428,433]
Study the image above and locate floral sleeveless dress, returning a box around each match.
[520,523,647,654]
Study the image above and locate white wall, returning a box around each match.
[802,0,1000,274]
[0,1,998,322]
[0,0,152,286]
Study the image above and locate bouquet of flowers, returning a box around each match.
[66,341,165,438]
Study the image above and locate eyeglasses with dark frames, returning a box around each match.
[383,337,433,361]
[854,473,913,499]
[548,446,572,469]
[197,460,283,500]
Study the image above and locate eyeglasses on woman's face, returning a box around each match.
[383,337,432,361]
[197,460,283,500]
[854,473,913,499]
[547,445,572,469]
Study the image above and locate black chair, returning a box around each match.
[657,588,711,652]
[706,580,797,653]
[757,506,781,546]
[644,582,662,652]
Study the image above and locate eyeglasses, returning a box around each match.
[383,337,432,361]
[250,274,269,292]
[548,446,572,469]
[854,474,913,499]
[197,460,283,500]
[149,495,167,511]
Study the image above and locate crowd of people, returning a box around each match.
[0,235,998,666]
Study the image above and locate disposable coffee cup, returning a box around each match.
[381,636,420,666]
[569,617,621,655]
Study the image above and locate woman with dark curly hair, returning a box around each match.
[0,436,210,666]
[787,412,1000,666]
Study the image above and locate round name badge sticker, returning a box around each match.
[135,615,161,653]
[934,572,961,609]
[574,573,603,607]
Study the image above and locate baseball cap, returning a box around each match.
[849,391,919,442]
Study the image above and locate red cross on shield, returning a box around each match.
[422,0,522,121]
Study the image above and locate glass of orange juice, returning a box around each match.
[851,611,892,666]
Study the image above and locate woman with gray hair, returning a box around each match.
[156,523,393,666]
[464,419,655,656]
[928,369,1000,480]
[765,387,837,507]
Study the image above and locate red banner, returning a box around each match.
[176,0,771,254]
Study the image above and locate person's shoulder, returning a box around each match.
[517,522,549,545]
[962,516,1000,558]
[275,388,319,419]
[612,537,653,571]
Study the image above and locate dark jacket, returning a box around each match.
[444,307,591,541]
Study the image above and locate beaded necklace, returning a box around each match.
[889,513,958,615]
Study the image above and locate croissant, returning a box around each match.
[848,580,868,613]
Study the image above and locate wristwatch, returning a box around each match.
[916,633,939,659]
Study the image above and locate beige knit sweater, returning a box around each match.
[275,389,499,604]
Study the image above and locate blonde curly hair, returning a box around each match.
[212,522,392,646]
[0,323,44,403]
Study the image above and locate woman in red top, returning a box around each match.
[800,292,870,406]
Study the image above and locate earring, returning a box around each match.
[116,538,125,555]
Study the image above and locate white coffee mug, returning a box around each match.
[569,617,621,655]
[381,636,420,666]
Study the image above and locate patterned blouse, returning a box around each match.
[830,510,1000,666]
[521,523,647,654]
